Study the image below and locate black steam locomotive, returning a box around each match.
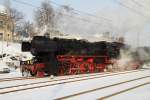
[21,36,124,77]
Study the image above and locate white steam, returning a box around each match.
[52,0,150,46]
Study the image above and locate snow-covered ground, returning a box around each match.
[0,68,22,79]
[0,41,33,79]
[0,42,21,54]
[0,41,33,61]
[0,69,149,100]
[0,41,33,73]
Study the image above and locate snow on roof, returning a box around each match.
[0,5,7,14]
[52,34,82,40]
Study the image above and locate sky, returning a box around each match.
[0,0,118,21]
[0,0,150,47]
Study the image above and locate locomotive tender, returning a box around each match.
[21,36,124,77]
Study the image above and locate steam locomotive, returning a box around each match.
[21,36,124,77]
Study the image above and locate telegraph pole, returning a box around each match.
[1,31,4,61]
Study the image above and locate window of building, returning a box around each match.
[0,33,3,40]
[7,24,10,30]
[0,21,4,28]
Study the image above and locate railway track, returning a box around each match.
[0,76,37,82]
[0,72,110,89]
[55,75,150,100]
[0,69,148,94]
[0,72,111,82]
[0,69,147,82]
[99,82,150,100]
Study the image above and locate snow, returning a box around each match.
[0,72,111,89]
[0,5,7,14]
[66,76,150,100]
[0,41,33,77]
[107,84,150,100]
[0,69,150,100]
[0,61,10,73]
[142,64,150,69]
[0,68,22,79]
[0,61,9,69]
[0,41,33,69]
[0,42,21,54]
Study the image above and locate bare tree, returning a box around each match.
[9,8,24,34]
[23,21,35,38]
[15,21,36,39]
[34,0,55,29]
[9,9,24,24]
[4,0,24,40]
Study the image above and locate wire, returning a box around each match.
[12,0,111,27]
[131,0,150,12]
[49,0,112,22]
[116,0,150,19]
[13,0,40,9]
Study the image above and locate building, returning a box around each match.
[0,5,13,41]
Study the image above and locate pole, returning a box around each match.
[137,32,140,47]
[1,32,4,61]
